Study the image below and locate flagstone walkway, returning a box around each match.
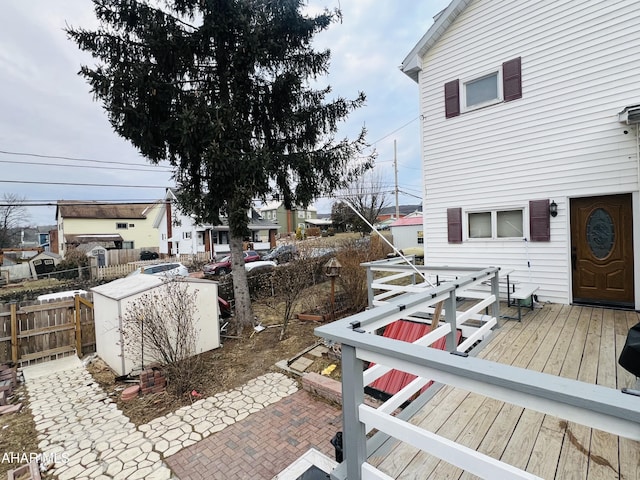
[23,356,298,480]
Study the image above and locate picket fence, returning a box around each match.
[95,252,211,280]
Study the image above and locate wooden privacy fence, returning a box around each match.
[0,295,95,366]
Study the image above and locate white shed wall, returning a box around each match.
[93,278,220,376]
[416,0,640,304]
[391,225,423,251]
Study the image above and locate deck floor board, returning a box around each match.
[366,303,640,479]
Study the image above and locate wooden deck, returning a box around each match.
[367,303,640,479]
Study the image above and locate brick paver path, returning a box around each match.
[165,390,342,479]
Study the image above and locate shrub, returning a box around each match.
[120,279,203,396]
[335,237,391,313]
[53,249,90,280]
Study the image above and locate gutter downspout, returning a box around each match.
[637,125,640,194]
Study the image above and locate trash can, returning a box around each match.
[330,431,343,463]
[619,322,640,377]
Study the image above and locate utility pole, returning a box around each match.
[394,139,400,220]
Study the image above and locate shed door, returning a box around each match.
[570,194,634,308]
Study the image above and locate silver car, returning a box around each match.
[127,262,189,277]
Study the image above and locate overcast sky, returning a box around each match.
[0,0,449,226]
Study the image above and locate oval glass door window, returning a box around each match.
[586,208,615,259]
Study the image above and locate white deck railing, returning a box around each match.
[315,265,640,480]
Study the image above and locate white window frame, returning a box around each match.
[417,230,424,244]
[183,231,192,240]
[464,207,527,241]
[461,69,503,112]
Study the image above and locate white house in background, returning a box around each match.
[390,216,424,253]
[154,189,279,257]
[91,276,220,377]
[401,0,640,308]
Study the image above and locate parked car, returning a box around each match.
[139,250,159,260]
[245,260,277,273]
[202,250,261,276]
[261,244,298,264]
[127,262,189,277]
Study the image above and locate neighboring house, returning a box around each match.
[155,189,279,257]
[305,218,333,231]
[37,225,56,250]
[56,201,163,258]
[376,205,422,223]
[401,0,640,308]
[390,216,424,253]
[259,201,317,235]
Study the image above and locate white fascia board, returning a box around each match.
[400,0,472,82]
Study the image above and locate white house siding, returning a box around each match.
[416,0,640,304]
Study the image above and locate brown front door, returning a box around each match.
[570,194,634,308]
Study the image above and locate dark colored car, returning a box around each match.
[261,244,298,264]
[202,250,261,276]
[139,250,159,260]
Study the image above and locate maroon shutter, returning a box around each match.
[444,80,460,118]
[502,57,522,101]
[447,208,462,243]
[529,199,550,241]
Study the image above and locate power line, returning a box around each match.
[0,180,166,188]
[0,201,162,207]
[0,159,173,173]
[368,117,419,146]
[0,149,168,169]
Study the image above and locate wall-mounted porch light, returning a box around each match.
[549,200,558,218]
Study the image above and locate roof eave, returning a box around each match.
[400,0,472,81]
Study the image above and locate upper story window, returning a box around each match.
[116,222,128,229]
[464,72,500,110]
[183,232,192,239]
[297,210,305,219]
[445,57,522,118]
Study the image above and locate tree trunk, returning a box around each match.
[229,232,253,334]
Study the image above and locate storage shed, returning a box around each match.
[390,216,424,254]
[28,251,61,279]
[91,275,220,376]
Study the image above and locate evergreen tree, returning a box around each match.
[67,0,372,332]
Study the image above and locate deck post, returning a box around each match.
[341,344,366,480]
[445,288,457,351]
[366,266,374,308]
[490,271,500,320]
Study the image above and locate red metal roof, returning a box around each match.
[390,216,423,227]
[368,319,461,396]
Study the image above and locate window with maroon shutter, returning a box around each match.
[529,199,550,241]
[447,208,462,243]
[444,80,460,118]
[502,57,522,102]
